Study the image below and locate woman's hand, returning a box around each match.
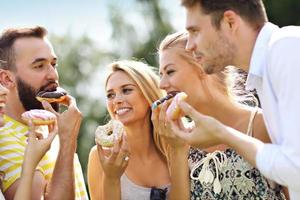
[97,134,130,180]
[152,101,189,150]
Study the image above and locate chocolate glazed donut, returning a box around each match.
[36,87,67,103]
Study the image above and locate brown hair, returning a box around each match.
[181,0,267,30]
[0,26,47,71]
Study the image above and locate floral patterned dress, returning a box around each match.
[188,109,286,200]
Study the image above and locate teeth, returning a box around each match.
[116,108,130,115]
[0,102,5,108]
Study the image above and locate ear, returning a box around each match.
[222,10,240,33]
[0,69,16,89]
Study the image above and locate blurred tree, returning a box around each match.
[108,0,174,67]
[264,0,300,26]
[50,34,110,181]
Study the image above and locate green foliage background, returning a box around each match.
[49,0,300,196]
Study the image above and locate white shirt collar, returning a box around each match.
[245,22,279,90]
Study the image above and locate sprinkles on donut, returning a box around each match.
[95,120,124,147]
[21,109,56,126]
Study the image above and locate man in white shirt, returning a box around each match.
[171,0,300,199]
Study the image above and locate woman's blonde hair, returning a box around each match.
[159,31,229,99]
[104,60,169,159]
[158,31,258,107]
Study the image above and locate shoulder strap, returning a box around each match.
[246,107,259,137]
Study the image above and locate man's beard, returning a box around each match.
[203,33,236,75]
[16,77,59,112]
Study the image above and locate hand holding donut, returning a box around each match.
[23,119,58,168]
[41,95,82,150]
[97,133,130,180]
[152,100,188,150]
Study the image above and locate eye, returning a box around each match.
[122,88,133,94]
[33,64,44,69]
[166,69,175,75]
[52,62,58,68]
[106,92,115,100]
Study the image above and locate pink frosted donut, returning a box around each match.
[22,109,56,125]
[95,120,124,147]
[166,92,188,120]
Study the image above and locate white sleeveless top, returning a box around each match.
[120,174,170,200]
[0,191,4,200]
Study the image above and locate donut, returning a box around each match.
[95,120,124,147]
[166,92,188,120]
[36,87,67,103]
[21,109,56,125]
[151,91,178,110]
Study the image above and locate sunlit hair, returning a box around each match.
[181,0,267,30]
[158,31,257,107]
[104,60,168,159]
[0,26,47,71]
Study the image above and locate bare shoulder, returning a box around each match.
[88,145,102,172]
[87,145,103,200]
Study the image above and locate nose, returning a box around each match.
[186,35,196,53]
[46,65,59,81]
[113,92,124,105]
[159,76,169,91]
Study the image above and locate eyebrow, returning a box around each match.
[106,83,136,93]
[31,57,57,64]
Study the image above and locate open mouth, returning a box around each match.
[151,91,179,109]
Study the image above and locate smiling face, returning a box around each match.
[0,84,8,126]
[105,70,150,126]
[185,4,236,74]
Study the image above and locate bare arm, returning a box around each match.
[87,146,103,200]
[5,172,46,200]
[168,147,190,200]
[87,146,123,200]
[42,96,82,200]
[152,103,190,200]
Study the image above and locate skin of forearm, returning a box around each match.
[221,126,264,167]
[13,165,35,200]
[102,176,121,200]
[168,147,190,200]
[44,139,76,200]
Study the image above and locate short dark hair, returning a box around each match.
[0,26,47,71]
[181,0,268,30]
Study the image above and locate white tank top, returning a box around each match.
[120,174,170,200]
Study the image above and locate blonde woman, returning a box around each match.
[87,60,171,200]
[152,32,288,199]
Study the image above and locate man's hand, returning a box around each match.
[42,95,82,150]
[170,100,225,148]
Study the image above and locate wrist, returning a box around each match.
[103,175,120,186]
